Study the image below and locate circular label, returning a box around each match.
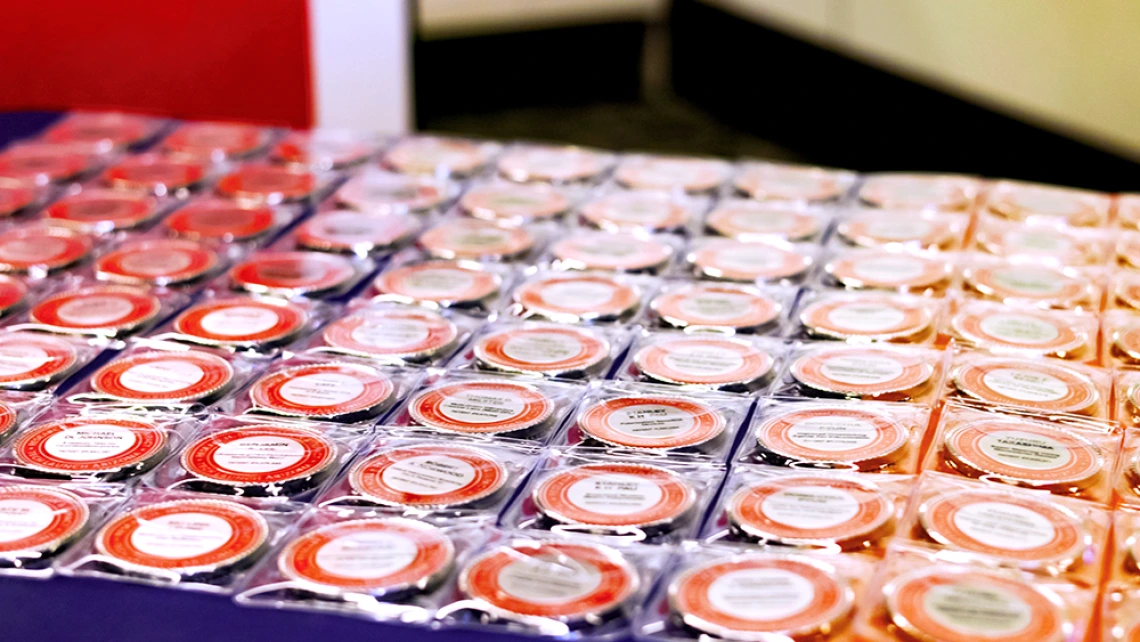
[944,420,1101,484]
[419,219,534,260]
[103,154,206,193]
[91,350,233,402]
[296,210,419,253]
[497,146,607,183]
[653,284,779,330]
[829,252,947,290]
[734,164,843,202]
[31,286,160,332]
[349,444,508,508]
[706,203,821,241]
[44,113,153,148]
[474,326,609,375]
[14,417,165,476]
[514,274,639,320]
[216,165,317,202]
[322,308,458,360]
[756,407,908,465]
[164,199,276,241]
[692,240,810,282]
[534,463,695,528]
[615,156,730,192]
[729,476,892,545]
[174,298,308,346]
[375,261,501,305]
[250,362,394,418]
[279,518,455,592]
[0,333,79,386]
[384,136,491,176]
[800,296,931,340]
[182,424,336,486]
[0,226,92,273]
[96,499,268,573]
[460,183,571,222]
[271,131,376,169]
[859,174,974,210]
[578,396,725,450]
[96,239,217,285]
[579,191,689,232]
[0,484,90,555]
[552,234,673,272]
[44,190,157,231]
[952,310,1081,354]
[0,144,93,183]
[969,265,1083,304]
[635,337,773,386]
[409,380,554,435]
[952,359,1097,414]
[462,541,638,620]
[336,172,446,213]
[231,251,356,295]
[162,122,265,159]
[791,347,933,397]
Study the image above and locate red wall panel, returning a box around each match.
[0,0,313,127]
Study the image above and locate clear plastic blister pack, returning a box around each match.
[0,221,102,280]
[542,229,685,276]
[417,215,555,265]
[731,160,857,204]
[574,189,707,236]
[0,402,197,483]
[942,298,1099,363]
[0,331,108,394]
[434,529,665,640]
[738,399,930,474]
[1109,269,1140,313]
[33,183,181,237]
[555,380,753,463]
[37,111,169,153]
[380,134,501,179]
[703,198,835,244]
[685,236,818,285]
[145,415,370,502]
[160,196,305,250]
[943,349,1112,419]
[220,353,422,427]
[269,128,387,171]
[771,341,948,406]
[85,233,232,292]
[818,247,956,297]
[315,434,541,520]
[386,370,585,446]
[982,179,1111,228]
[792,289,946,345]
[285,206,424,259]
[1102,309,1140,368]
[234,507,490,623]
[0,176,58,220]
[700,464,911,555]
[921,402,1121,503]
[1112,428,1140,507]
[0,390,52,444]
[98,151,222,199]
[0,478,129,578]
[643,280,797,336]
[55,487,302,594]
[896,471,1109,587]
[958,253,1105,312]
[495,143,616,186]
[158,121,280,164]
[504,270,657,326]
[856,172,981,213]
[448,319,629,381]
[455,179,587,227]
[636,541,875,642]
[370,250,517,317]
[1115,371,1140,430]
[220,248,376,302]
[973,213,1113,266]
[334,166,460,216]
[0,140,114,186]
[615,329,786,394]
[831,207,970,252]
[501,450,724,544]
[612,153,732,195]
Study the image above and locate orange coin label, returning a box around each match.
[0,484,89,555]
[349,444,507,508]
[579,396,725,450]
[534,463,694,528]
[635,337,773,386]
[475,326,609,374]
[410,381,554,435]
[945,421,1101,484]
[756,407,908,464]
[729,476,891,545]
[580,192,689,231]
[693,241,810,281]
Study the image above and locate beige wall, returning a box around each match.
[704,0,1140,160]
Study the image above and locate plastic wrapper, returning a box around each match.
[833,208,969,253]
[234,508,488,622]
[0,175,56,219]
[63,339,261,412]
[1118,229,1140,271]
[159,121,278,163]
[0,390,52,445]
[0,402,196,483]
[496,143,615,185]
[612,153,732,194]
[1115,371,1140,430]
[87,235,229,291]
[55,487,301,593]
[974,214,1112,266]
[1103,584,1140,642]
[213,162,339,208]
[0,331,104,394]
[316,434,540,520]
[1119,193,1140,230]
[504,270,655,326]
[98,152,218,199]
[434,529,664,640]
[731,161,857,203]
[1110,270,1140,312]
[34,184,178,237]
[370,251,516,316]
[943,350,1111,419]
[897,471,1109,587]
[301,301,481,367]
[615,330,785,394]
[145,415,370,501]
[38,111,167,152]
[637,542,874,642]
[417,216,550,264]
[386,370,585,446]
[457,180,582,227]
[1106,509,1140,589]
[793,290,946,345]
[1101,310,1140,368]
[0,141,108,186]
[943,299,1098,363]
[0,273,47,322]
[160,196,303,249]
[738,399,930,474]
[852,544,1094,642]
[222,249,374,301]
[0,478,129,578]
[922,402,1120,503]
[269,129,385,170]
[685,236,817,285]
[574,189,705,235]
[1112,429,1140,507]
[544,230,683,276]
[449,320,627,381]
[0,222,99,280]
[857,172,981,212]
[222,353,422,427]
[644,281,795,336]
[5,278,188,340]
[502,450,724,544]
[772,342,948,406]
[334,167,459,215]
[381,134,501,178]
[285,207,423,258]
[959,254,1104,312]
[983,179,1111,227]
[819,248,955,297]
[700,465,910,555]
[554,381,751,462]
[704,198,834,244]
[148,291,332,358]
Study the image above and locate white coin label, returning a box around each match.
[278,373,366,407]
[119,360,206,394]
[565,473,664,516]
[981,369,1068,402]
[977,430,1072,471]
[381,455,478,495]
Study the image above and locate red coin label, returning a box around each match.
[952,310,1081,353]
[828,252,948,290]
[790,347,934,396]
[96,499,268,572]
[497,147,607,183]
[884,568,1064,642]
[755,407,908,465]
[163,123,265,159]
[104,155,206,192]
[231,252,356,295]
[182,424,336,485]
[691,240,811,281]
[728,476,892,545]
[0,183,36,217]
[409,380,554,435]
[322,308,458,360]
[514,274,639,320]
[91,350,234,402]
[96,239,218,285]
[44,190,158,231]
[336,173,446,213]
[534,463,695,528]
[384,137,491,176]
[348,444,508,508]
[635,337,773,386]
[615,156,730,192]
[0,226,91,272]
[0,275,27,314]
[462,541,638,620]
[670,556,852,639]
[420,219,534,260]
[860,174,974,210]
[706,202,821,241]
[14,416,165,475]
[296,210,418,253]
[552,233,673,271]
[474,326,609,375]
[0,333,79,386]
[578,396,725,450]
[460,183,570,222]
[579,192,690,232]
[165,199,276,240]
[174,298,308,346]
[734,165,843,202]
[44,113,153,147]
[0,484,90,555]
[653,284,779,330]
[31,286,160,332]
[216,165,317,202]
[943,420,1101,484]
[800,296,932,340]
[250,362,394,418]
[0,144,92,182]
[952,359,1098,414]
[279,518,454,592]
